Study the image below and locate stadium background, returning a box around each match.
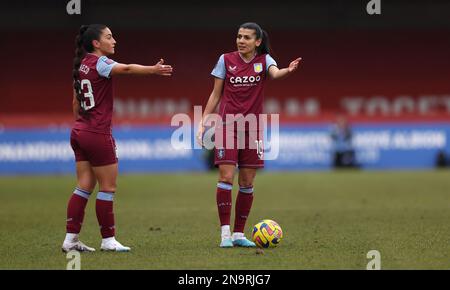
[1,0,449,174]
[1,0,450,271]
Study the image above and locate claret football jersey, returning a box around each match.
[211,51,277,129]
[73,53,117,134]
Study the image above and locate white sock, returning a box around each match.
[232,232,244,241]
[65,233,79,242]
[221,225,231,240]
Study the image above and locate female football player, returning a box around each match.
[197,22,301,247]
[63,24,173,252]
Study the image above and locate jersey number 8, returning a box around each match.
[80,79,95,110]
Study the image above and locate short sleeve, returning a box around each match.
[211,54,226,79]
[96,56,117,78]
[266,54,278,72]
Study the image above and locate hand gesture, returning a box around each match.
[288,57,302,73]
[154,58,173,76]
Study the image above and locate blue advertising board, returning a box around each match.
[0,124,448,175]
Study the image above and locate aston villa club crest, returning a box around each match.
[217,149,225,159]
[253,63,263,73]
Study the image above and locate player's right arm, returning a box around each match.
[196,54,226,145]
[202,77,224,120]
[196,77,224,146]
[111,58,173,76]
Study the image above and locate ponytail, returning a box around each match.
[239,22,271,55]
[259,29,271,55]
[73,25,88,113]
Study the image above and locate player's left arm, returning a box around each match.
[268,57,302,80]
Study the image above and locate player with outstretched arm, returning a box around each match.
[62,24,173,252]
[197,22,301,248]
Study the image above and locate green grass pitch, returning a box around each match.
[1,170,450,269]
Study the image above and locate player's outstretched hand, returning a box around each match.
[154,58,173,76]
[288,57,302,73]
